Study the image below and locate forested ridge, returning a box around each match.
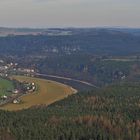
[0,82,140,140]
[0,29,140,56]
[1,29,140,86]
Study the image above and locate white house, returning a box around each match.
[13,99,20,104]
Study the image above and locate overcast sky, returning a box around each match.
[0,0,140,28]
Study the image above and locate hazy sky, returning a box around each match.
[0,0,140,28]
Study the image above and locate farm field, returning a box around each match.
[0,76,77,111]
[0,78,14,97]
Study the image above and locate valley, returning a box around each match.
[0,28,140,140]
[0,0,139,138]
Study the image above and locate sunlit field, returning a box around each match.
[0,76,77,111]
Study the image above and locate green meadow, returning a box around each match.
[0,78,14,96]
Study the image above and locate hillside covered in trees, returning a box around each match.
[1,28,140,86]
[0,29,140,56]
[0,82,140,140]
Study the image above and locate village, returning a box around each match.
[0,59,36,106]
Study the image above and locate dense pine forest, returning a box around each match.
[0,82,140,140]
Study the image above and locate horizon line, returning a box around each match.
[0,26,140,29]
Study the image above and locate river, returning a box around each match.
[35,73,99,91]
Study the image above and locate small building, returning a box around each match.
[32,83,35,86]
[4,66,8,69]
[13,89,19,94]
[121,75,126,80]
[15,63,18,66]
[27,87,30,90]
[32,86,36,90]
[13,99,20,104]
[1,95,8,100]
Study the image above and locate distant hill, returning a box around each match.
[107,28,140,36]
[0,28,140,56]
[0,27,44,36]
[0,27,73,36]
[1,27,140,36]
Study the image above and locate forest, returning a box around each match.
[0,82,140,140]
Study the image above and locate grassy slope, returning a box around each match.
[0,76,76,111]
